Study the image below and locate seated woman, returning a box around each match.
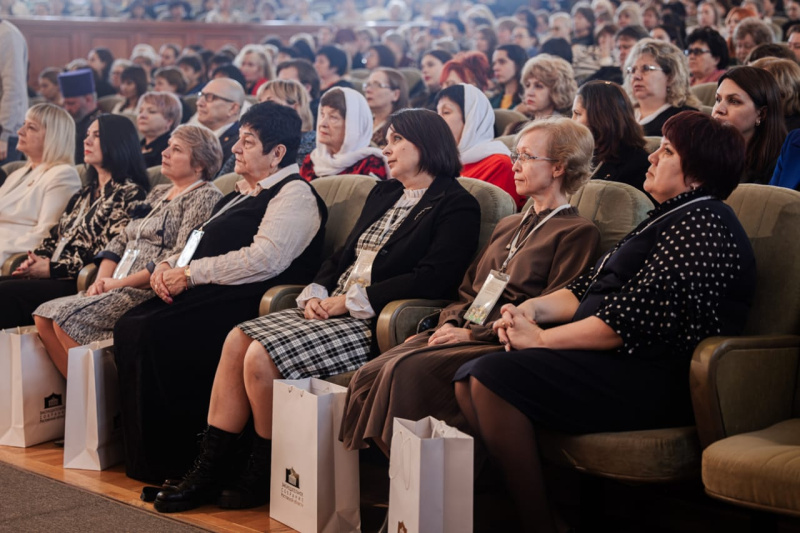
[624,39,699,136]
[712,66,785,183]
[137,91,183,168]
[113,103,328,484]
[416,49,453,109]
[750,58,800,132]
[0,115,148,329]
[152,108,481,513]
[489,44,527,110]
[38,68,64,107]
[341,117,601,455]
[440,51,491,91]
[454,111,756,533]
[364,67,409,148]
[0,104,81,264]
[437,83,525,209]
[514,54,577,122]
[234,44,274,96]
[153,67,194,124]
[571,80,650,192]
[686,27,729,86]
[33,125,224,378]
[299,87,388,181]
[112,65,148,118]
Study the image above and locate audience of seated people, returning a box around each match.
[5,1,800,529]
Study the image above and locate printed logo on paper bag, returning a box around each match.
[281,467,304,507]
[40,393,65,423]
[397,521,408,533]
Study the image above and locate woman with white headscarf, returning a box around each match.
[436,83,524,209]
[299,87,388,181]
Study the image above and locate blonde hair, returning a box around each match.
[137,91,183,130]
[521,54,578,112]
[515,117,595,195]
[234,44,275,81]
[751,57,800,116]
[257,79,314,132]
[26,103,75,167]
[616,1,643,26]
[624,38,699,109]
[170,124,223,181]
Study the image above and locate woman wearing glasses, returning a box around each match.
[364,68,409,149]
[686,28,729,86]
[341,117,600,458]
[299,87,388,181]
[624,39,700,136]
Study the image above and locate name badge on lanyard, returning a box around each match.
[51,237,69,263]
[176,229,204,268]
[464,269,510,325]
[112,248,140,279]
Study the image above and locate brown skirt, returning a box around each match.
[340,329,501,451]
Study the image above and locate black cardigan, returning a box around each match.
[313,177,481,315]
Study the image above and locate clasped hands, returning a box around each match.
[86,277,124,296]
[12,251,50,278]
[493,302,546,351]
[150,262,188,304]
[303,295,347,320]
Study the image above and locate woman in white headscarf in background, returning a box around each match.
[299,87,388,181]
[437,83,524,209]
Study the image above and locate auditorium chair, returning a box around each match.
[183,94,198,116]
[533,185,800,515]
[493,109,528,137]
[691,82,718,107]
[97,95,123,113]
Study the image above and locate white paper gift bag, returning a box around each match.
[0,326,67,447]
[270,378,360,533]
[388,416,474,533]
[63,339,123,470]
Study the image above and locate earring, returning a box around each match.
[756,119,761,126]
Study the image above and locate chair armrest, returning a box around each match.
[1,252,27,276]
[259,284,304,316]
[690,334,800,449]
[76,264,98,291]
[375,299,453,353]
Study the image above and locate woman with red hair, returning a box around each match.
[440,51,491,91]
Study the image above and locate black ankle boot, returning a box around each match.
[217,435,272,509]
[153,426,238,513]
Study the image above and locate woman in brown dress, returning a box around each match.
[341,116,602,453]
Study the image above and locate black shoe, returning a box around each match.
[217,436,272,509]
[153,426,238,513]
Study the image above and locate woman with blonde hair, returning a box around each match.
[624,38,699,136]
[234,44,274,95]
[615,1,643,28]
[137,91,183,168]
[364,67,409,148]
[257,79,315,162]
[0,104,81,264]
[515,54,578,120]
[750,58,800,132]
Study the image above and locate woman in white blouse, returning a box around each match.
[0,104,81,265]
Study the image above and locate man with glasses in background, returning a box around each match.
[194,78,244,163]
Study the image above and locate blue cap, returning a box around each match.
[58,69,96,98]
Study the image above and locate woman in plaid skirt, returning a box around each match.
[153,108,482,513]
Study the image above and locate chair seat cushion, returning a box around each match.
[702,418,800,516]
[539,426,701,482]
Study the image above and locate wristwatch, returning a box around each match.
[184,265,194,289]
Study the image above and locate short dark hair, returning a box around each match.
[577,80,646,164]
[445,17,465,35]
[121,65,148,98]
[687,27,729,70]
[239,102,301,168]
[495,44,528,82]
[541,38,573,63]
[435,84,465,118]
[291,39,316,63]
[154,66,187,94]
[387,109,461,180]
[177,54,203,74]
[746,43,796,63]
[91,47,114,80]
[662,111,744,199]
[87,114,150,191]
[369,44,397,68]
[316,45,349,76]
[320,87,346,118]
[616,24,650,41]
[212,64,246,89]
[787,24,800,39]
[277,59,321,99]
[277,46,299,59]
[423,49,453,65]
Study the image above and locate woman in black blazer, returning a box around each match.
[153,108,481,514]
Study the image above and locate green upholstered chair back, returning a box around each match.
[97,95,123,113]
[724,184,800,336]
[691,82,718,107]
[311,174,378,258]
[456,177,518,252]
[76,164,89,187]
[493,109,528,137]
[212,172,240,195]
[495,134,516,151]
[644,136,662,153]
[147,165,170,188]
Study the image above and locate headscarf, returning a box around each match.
[309,87,386,177]
[457,84,511,165]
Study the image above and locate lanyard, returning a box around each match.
[376,206,411,246]
[200,191,250,230]
[134,180,205,243]
[587,195,714,286]
[501,203,571,272]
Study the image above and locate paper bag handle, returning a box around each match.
[432,419,458,439]
[287,385,305,397]
[388,430,412,490]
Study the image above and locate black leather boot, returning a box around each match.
[217,435,272,509]
[153,426,238,513]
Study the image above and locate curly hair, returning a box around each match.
[624,38,699,109]
[440,52,491,91]
[520,53,577,112]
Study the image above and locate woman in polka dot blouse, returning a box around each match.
[454,111,757,533]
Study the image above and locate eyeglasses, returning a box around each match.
[625,64,664,75]
[510,151,557,164]
[685,47,711,56]
[198,91,235,103]
[362,81,392,90]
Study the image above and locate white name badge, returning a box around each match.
[344,249,378,292]
[176,229,204,268]
[112,248,140,279]
[464,269,510,325]
[51,237,69,263]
